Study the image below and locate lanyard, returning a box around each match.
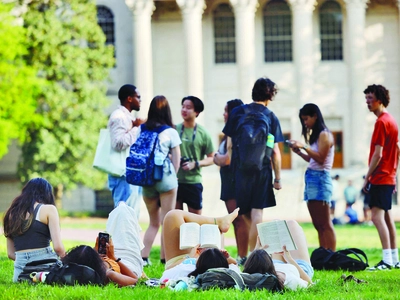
[180,124,197,142]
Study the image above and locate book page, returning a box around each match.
[179,223,200,250]
[199,224,221,249]
[256,220,297,254]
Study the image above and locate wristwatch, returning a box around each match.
[274,178,281,183]
[195,161,200,169]
[302,144,310,150]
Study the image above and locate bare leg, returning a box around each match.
[141,196,160,258]
[226,199,248,258]
[385,210,397,249]
[283,220,311,264]
[249,208,263,251]
[371,207,391,249]
[175,200,183,210]
[162,208,239,265]
[307,201,336,251]
[159,188,177,260]
[188,206,202,215]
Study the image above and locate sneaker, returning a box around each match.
[394,262,400,269]
[368,260,392,271]
[237,256,247,266]
[142,258,152,267]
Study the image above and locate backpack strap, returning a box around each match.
[208,268,245,291]
[336,248,369,266]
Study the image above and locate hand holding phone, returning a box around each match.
[98,232,110,255]
[285,140,295,148]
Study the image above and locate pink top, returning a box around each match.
[308,131,334,171]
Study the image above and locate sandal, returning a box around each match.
[340,274,368,284]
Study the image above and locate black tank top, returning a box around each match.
[13,204,51,251]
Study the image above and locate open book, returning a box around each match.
[179,223,221,250]
[256,220,297,254]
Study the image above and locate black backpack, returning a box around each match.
[235,105,271,172]
[196,268,281,292]
[310,247,369,271]
[18,258,104,285]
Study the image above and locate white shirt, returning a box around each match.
[274,263,308,290]
[107,106,139,152]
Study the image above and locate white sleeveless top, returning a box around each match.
[308,131,334,171]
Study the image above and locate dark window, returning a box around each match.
[97,5,115,56]
[214,3,236,63]
[263,0,292,62]
[319,1,342,61]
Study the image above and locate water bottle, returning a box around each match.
[174,280,188,291]
[266,133,274,157]
[153,152,164,181]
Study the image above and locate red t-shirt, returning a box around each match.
[368,112,399,185]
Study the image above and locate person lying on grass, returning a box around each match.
[63,240,140,287]
[160,208,240,282]
[243,220,314,290]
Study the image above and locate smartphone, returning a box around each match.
[98,232,110,255]
[285,140,294,147]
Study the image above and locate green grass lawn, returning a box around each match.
[1,221,399,299]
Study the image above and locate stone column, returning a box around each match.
[288,0,316,106]
[230,0,258,103]
[176,0,206,101]
[125,0,155,117]
[344,0,368,167]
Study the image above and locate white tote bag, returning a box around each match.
[93,128,129,177]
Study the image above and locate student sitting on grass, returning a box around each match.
[244,220,314,290]
[3,178,66,282]
[160,208,240,282]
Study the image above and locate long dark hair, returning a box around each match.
[62,245,107,284]
[188,248,229,277]
[3,178,55,237]
[145,95,174,130]
[299,103,329,145]
[222,99,243,148]
[243,249,284,290]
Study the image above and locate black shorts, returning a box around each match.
[234,165,276,215]
[177,183,203,210]
[369,184,395,211]
[220,166,235,201]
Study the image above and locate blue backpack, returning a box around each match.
[126,124,170,187]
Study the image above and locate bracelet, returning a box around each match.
[115,258,121,262]
[302,144,310,150]
[274,179,281,183]
[195,161,200,169]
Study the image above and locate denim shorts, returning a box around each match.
[13,246,58,282]
[273,259,314,279]
[304,169,332,202]
[143,160,178,198]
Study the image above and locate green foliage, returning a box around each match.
[16,0,114,191]
[0,3,43,159]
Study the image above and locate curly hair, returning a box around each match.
[363,84,390,107]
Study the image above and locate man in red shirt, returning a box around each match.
[363,84,400,270]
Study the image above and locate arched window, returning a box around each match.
[213,3,236,64]
[319,0,342,61]
[97,6,115,52]
[263,0,292,62]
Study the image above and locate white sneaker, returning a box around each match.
[394,262,400,269]
[368,260,392,271]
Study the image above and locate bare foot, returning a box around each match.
[217,208,239,233]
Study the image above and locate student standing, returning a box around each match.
[176,96,215,215]
[223,77,283,252]
[362,84,399,270]
[289,103,336,251]
[107,84,144,214]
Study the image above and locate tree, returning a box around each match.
[0,2,43,159]
[15,0,114,201]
